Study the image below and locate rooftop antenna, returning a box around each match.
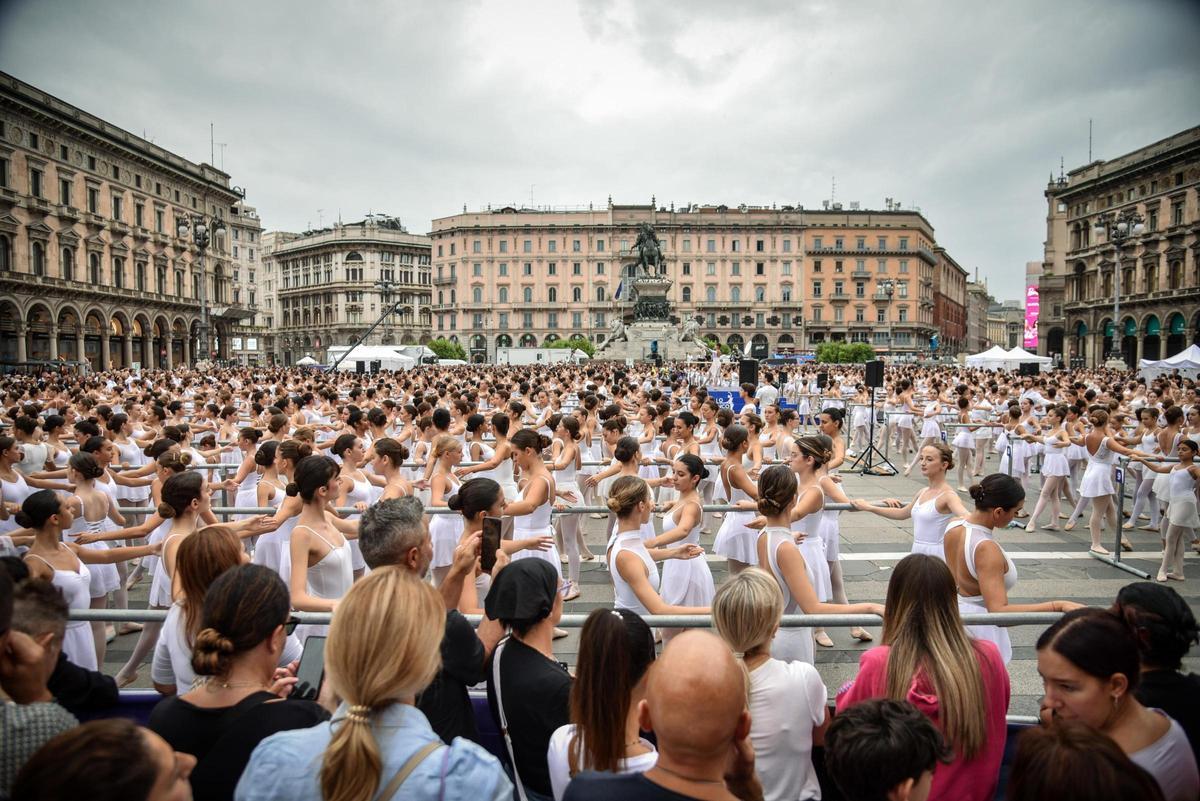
[317,209,324,227]
[530,184,535,208]
[210,123,214,165]
[216,142,227,171]
[831,175,837,204]
[1088,119,1093,162]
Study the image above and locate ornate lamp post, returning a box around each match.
[176,214,225,363]
[1093,209,1145,368]
[879,279,896,358]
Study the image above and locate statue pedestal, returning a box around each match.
[597,278,706,362]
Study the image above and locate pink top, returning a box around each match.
[836,641,1011,801]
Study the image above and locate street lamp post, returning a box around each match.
[879,279,896,359]
[176,214,226,364]
[1093,209,1146,368]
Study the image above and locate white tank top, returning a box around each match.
[911,489,953,549]
[609,531,657,614]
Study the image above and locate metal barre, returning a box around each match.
[69,609,1063,628]
[115,502,863,515]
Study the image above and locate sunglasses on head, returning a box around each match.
[285,616,301,635]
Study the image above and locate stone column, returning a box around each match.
[100,333,111,371]
[76,330,85,364]
[48,322,58,361]
[123,335,133,368]
[165,337,173,370]
[16,322,27,363]
[182,335,191,365]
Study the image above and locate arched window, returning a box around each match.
[499,287,508,303]
[473,287,482,303]
[548,287,557,303]
[572,287,581,302]
[596,286,605,302]
[89,252,102,284]
[731,285,741,302]
[682,286,691,302]
[706,286,716,302]
[112,257,124,288]
[136,261,146,291]
[450,289,456,304]
[438,290,443,306]
[31,242,45,276]
[61,247,75,281]
[755,286,765,302]
[157,264,166,293]
[523,287,533,303]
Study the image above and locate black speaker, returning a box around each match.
[738,358,759,386]
[816,371,829,389]
[865,360,885,388]
[1019,362,1039,377]
[355,361,365,374]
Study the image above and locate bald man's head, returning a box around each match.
[640,630,749,760]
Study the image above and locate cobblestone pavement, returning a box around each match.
[104,449,1197,717]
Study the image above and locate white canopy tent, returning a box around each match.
[1139,344,1200,380]
[964,345,1015,370]
[295,356,318,366]
[326,345,418,372]
[1004,347,1053,372]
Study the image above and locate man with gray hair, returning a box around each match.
[359,497,505,744]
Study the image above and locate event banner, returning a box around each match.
[1024,285,1040,349]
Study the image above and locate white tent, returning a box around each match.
[327,345,418,372]
[1004,347,1053,372]
[296,356,318,366]
[965,345,1014,370]
[1139,344,1200,380]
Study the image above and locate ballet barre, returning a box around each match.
[114,502,863,516]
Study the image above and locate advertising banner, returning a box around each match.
[1023,285,1039,349]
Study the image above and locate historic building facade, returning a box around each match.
[933,247,968,356]
[431,202,944,362]
[965,279,993,353]
[226,201,268,365]
[0,71,247,369]
[1039,125,1200,367]
[270,216,432,366]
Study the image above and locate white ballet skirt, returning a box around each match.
[430,500,465,570]
[956,522,1017,664]
[919,406,941,439]
[792,509,831,602]
[65,513,120,599]
[1166,468,1200,528]
[1040,436,1071,477]
[713,467,758,565]
[762,527,814,665]
[658,505,715,606]
[1152,434,1182,500]
[951,427,975,449]
[817,507,841,561]
[509,475,562,578]
[851,404,870,430]
[253,515,297,584]
[142,517,173,596]
[910,491,953,560]
[233,470,261,516]
[341,473,374,572]
[1079,437,1118,498]
[26,552,96,670]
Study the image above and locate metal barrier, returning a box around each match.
[70,608,1064,628]
[115,502,863,516]
[1089,455,1180,580]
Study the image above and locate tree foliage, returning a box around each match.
[701,336,731,355]
[428,338,467,360]
[815,341,876,363]
[548,335,596,357]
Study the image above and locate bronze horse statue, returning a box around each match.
[633,223,665,276]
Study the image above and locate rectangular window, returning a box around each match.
[899,259,909,274]
[682,239,692,252]
[682,262,691,276]
[596,239,605,251]
[59,178,70,205]
[856,237,865,249]
[499,240,508,253]
[499,262,508,276]
[812,307,822,322]
[548,312,558,327]
[0,157,7,188]
[30,168,43,198]
[29,132,38,149]
[756,240,764,252]
[572,239,581,252]
[756,262,765,276]
[813,260,822,273]
[473,263,482,276]
[812,281,823,297]
[499,312,509,328]
[523,312,533,327]
[783,239,792,253]
[877,259,887,273]
[877,236,887,249]
[573,262,581,275]
[834,306,844,322]
[523,240,532,253]
[473,240,481,253]
[597,263,605,275]
[813,237,823,250]
[899,307,909,322]
[523,262,532,276]
[731,262,740,276]
[856,259,866,272]
[1173,203,1184,226]
[155,209,164,232]
[899,237,909,250]
[782,286,792,301]
[856,281,865,298]
[111,194,122,220]
[706,261,716,276]
[877,308,886,323]
[87,187,98,213]
[782,261,792,275]
[855,308,865,322]
[135,203,144,227]
[707,239,716,253]
[835,237,843,250]
[834,281,844,296]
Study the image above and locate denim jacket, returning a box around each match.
[235,702,511,801]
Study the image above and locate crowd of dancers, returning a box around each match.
[1,358,1199,801]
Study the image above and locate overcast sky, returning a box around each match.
[2,0,1197,301]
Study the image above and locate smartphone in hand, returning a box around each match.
[294,635,326,701]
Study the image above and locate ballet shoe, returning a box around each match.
[1158,570,1169,582]
[562,582,581,602]
[1139,524,1159,532]
[1044,525,1060,531]
[957,486,969,493]
[1059,512,1071,519]
[1089,544,1111,555]
[1122,521,1135,530]
[118,623,143,635]
[1121,539,1133,552]
[1024,523,1036,533]
[1064,521,1077,531]
[851,627,873,642]
[117,671,139,689]
[553,627,569,639]
[814,631,835,648]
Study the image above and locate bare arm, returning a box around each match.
[288,527,338,612]
[617,550,709,615]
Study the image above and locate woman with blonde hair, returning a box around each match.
[713,568,827,801]
[426,434,465,587]
[837,554,1010,801]
[236,567,512,801]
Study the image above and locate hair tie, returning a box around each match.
[346,704,372,724]
[733,651,745,660]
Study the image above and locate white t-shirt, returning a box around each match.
[748,657,827,801]
[1131,711,1199,801]
[150,602,303,690]
[546,724,658,801]
[755,384,780,409]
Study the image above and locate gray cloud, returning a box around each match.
[1,0,1197,301]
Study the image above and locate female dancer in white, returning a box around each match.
[852,442,969,559]
[645,454,716,615]
[331,433,373,579]
[369,438,413,502]
[711,425,761,574]
[503,429,563,576]
[550,414,588,601]
[1124,407,1164,533]
[456,412,517,502]
[426,435,465,587]
[971,393,996,478]
[1134,439,1200,582]
[606,475,708,620]
[1022,405,1073,532]
[950,396,977,491]
[755,463,885,665]
[943,474,1083,664]
[286,455,357,642]
[20,489,160,671]
[906,396,943,476]
[1068,409,1146,554]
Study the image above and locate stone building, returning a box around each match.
[0,72,250,369]
[271,216,432,366]
[988,299,1023,349]
[965,279,993,353]
[225,200,268,365]
[1039,125,1200,367]
[933,247,968,356]
[431,201,944,362]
